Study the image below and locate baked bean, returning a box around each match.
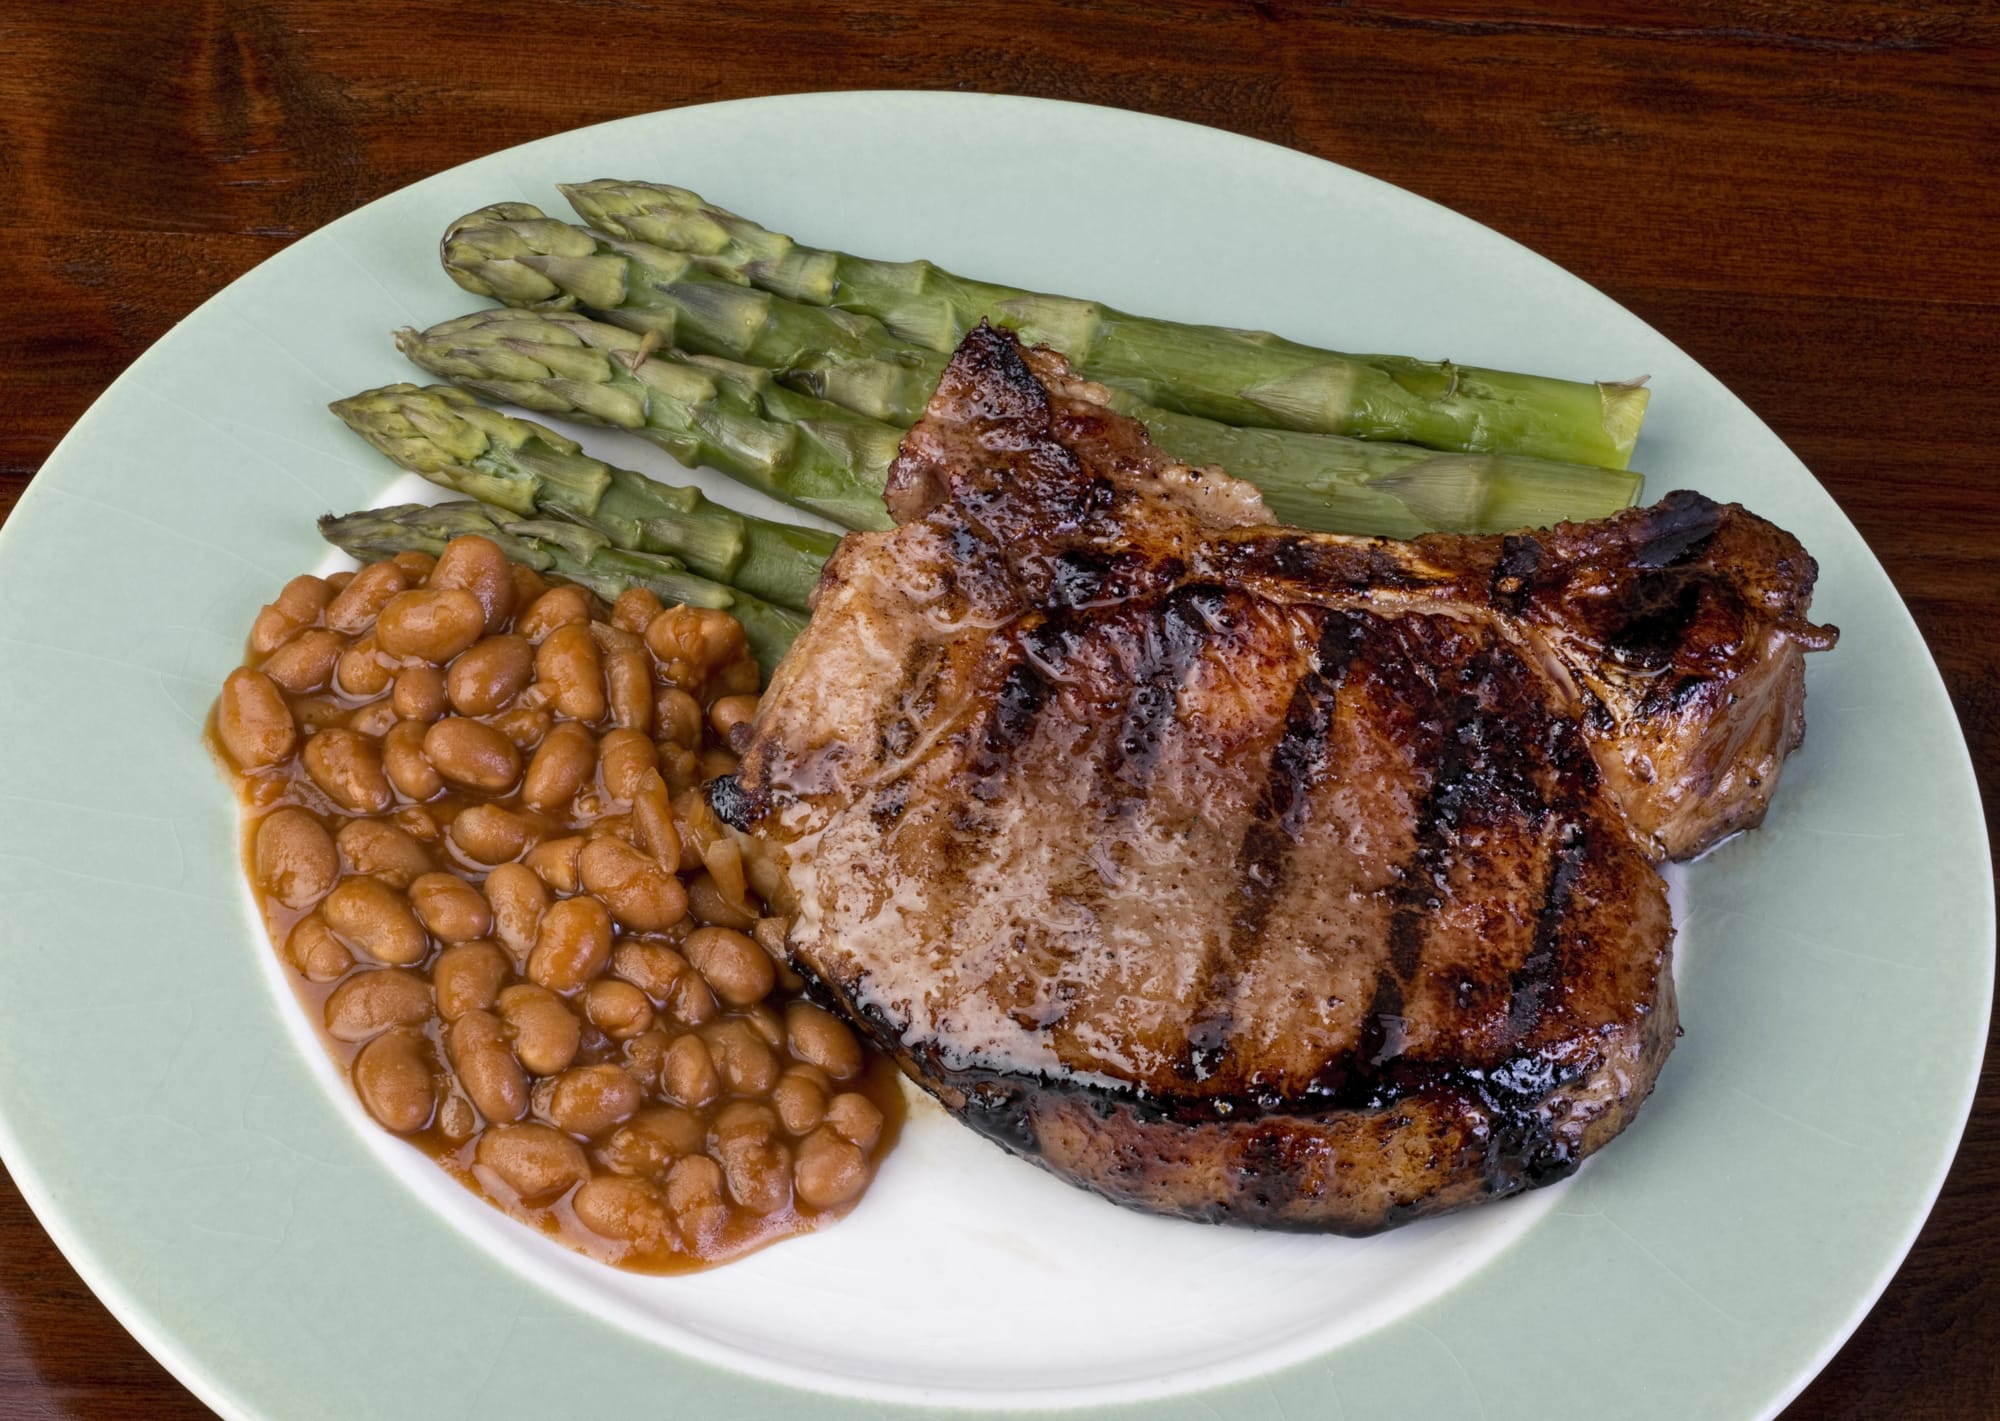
[786,1002,864,1082]
[701,1019,779,1096]
[658,744,702,797]
[448,803,539,865]
[324,561,409,635]
[493,704,553,749]
[324,570,356,592]
[324,968,433,1041]
[543,1063,640,1138]
[391,663,449,723]
[302,729,392,814]
[707,835,755,905]
[773,1069,828,1136]
[687,870,757,931]
[579,838,688,933]
[336,635,395,698]
[665,969,718,1028]
[353,1029,437,1133]
[621,1029,673,1092]
[285,913,353,982]
[217,668,297,770]
[248,574,333,657]
[597,729,656,803]
[684,926,775,1007]
[743,1002,785,1050]
[826,1092,886,1151]
[517,585,593,641]
[336,818,434,888]
[793,1125,868,1210]
[289,699,349,734]
[524,836,584,894]
[432,939,510,1020]
[508,562,549,610]
[424,717,522,794]
[261,629,345,695]
[253,807,338,908]
[630,779,682,869]
[664,1155,729,1247]
[573,1175,674,1250]
[663,1032,721,1108]
[521,721,596,811]
[392,550,437,580]
[375,587,485,663]
[584,979,654,1040]
[711,1101,790,1215]
[348,700,399,739]
[431,536,517,635]
[409,873,492,942]
[601,1105,703,1177]
[242,618,304,670]
[323,875,428,966]
[447,634,533,716]
[436,1091,478,1143]
[535,623,607,722]
[483,863,549,962]
[611,587,663,636]
[603,643,653,732]
[711,658,760,700]
[653,688,704,752]
[393,805,441,842]
[698,747,741,781]
[496,984,581,1076]
[476,1123,588,1204]
[448,1010,527,1124]
[527,896,612,992]
[382,720,444,801]
[645,606,747,690]
[610,939,693,1001]
[753,918,789,964]
[708,694,759,743]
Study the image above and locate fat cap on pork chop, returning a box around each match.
[728,324,1836,1231]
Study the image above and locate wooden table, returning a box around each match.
[3,3,1994,1415]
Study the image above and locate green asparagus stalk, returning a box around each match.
[318,500,807,674]
[395,308,899,532]
[561,180,1650,470]
[329,382,836,612]
[442,204,944,432]
[438,208,1641,534]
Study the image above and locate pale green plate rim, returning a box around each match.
[0,91,1988,1420]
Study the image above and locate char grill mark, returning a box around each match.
[1509,820,1588,1041]
[1190,609,1369,1084]
[1107,585,1227,799]
[741,325,1833,1233]
[970,653,1051,804]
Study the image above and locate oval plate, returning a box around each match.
[0,92,1988,1420]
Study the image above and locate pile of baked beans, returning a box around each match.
[212,534,898,1271]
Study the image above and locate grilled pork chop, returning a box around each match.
[729,325,1837,1232]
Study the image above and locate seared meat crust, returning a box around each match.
[732,325,1835,1232]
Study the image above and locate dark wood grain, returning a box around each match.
[1,2,1994,1416]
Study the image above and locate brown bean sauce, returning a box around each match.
[209,542,903,1273]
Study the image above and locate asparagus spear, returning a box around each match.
[318,500,807,674]
[438,211,1641,534]
[329,382,836,611]
[442,204,943,431]
[395,308,899,532]
[562,180,1650,470]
